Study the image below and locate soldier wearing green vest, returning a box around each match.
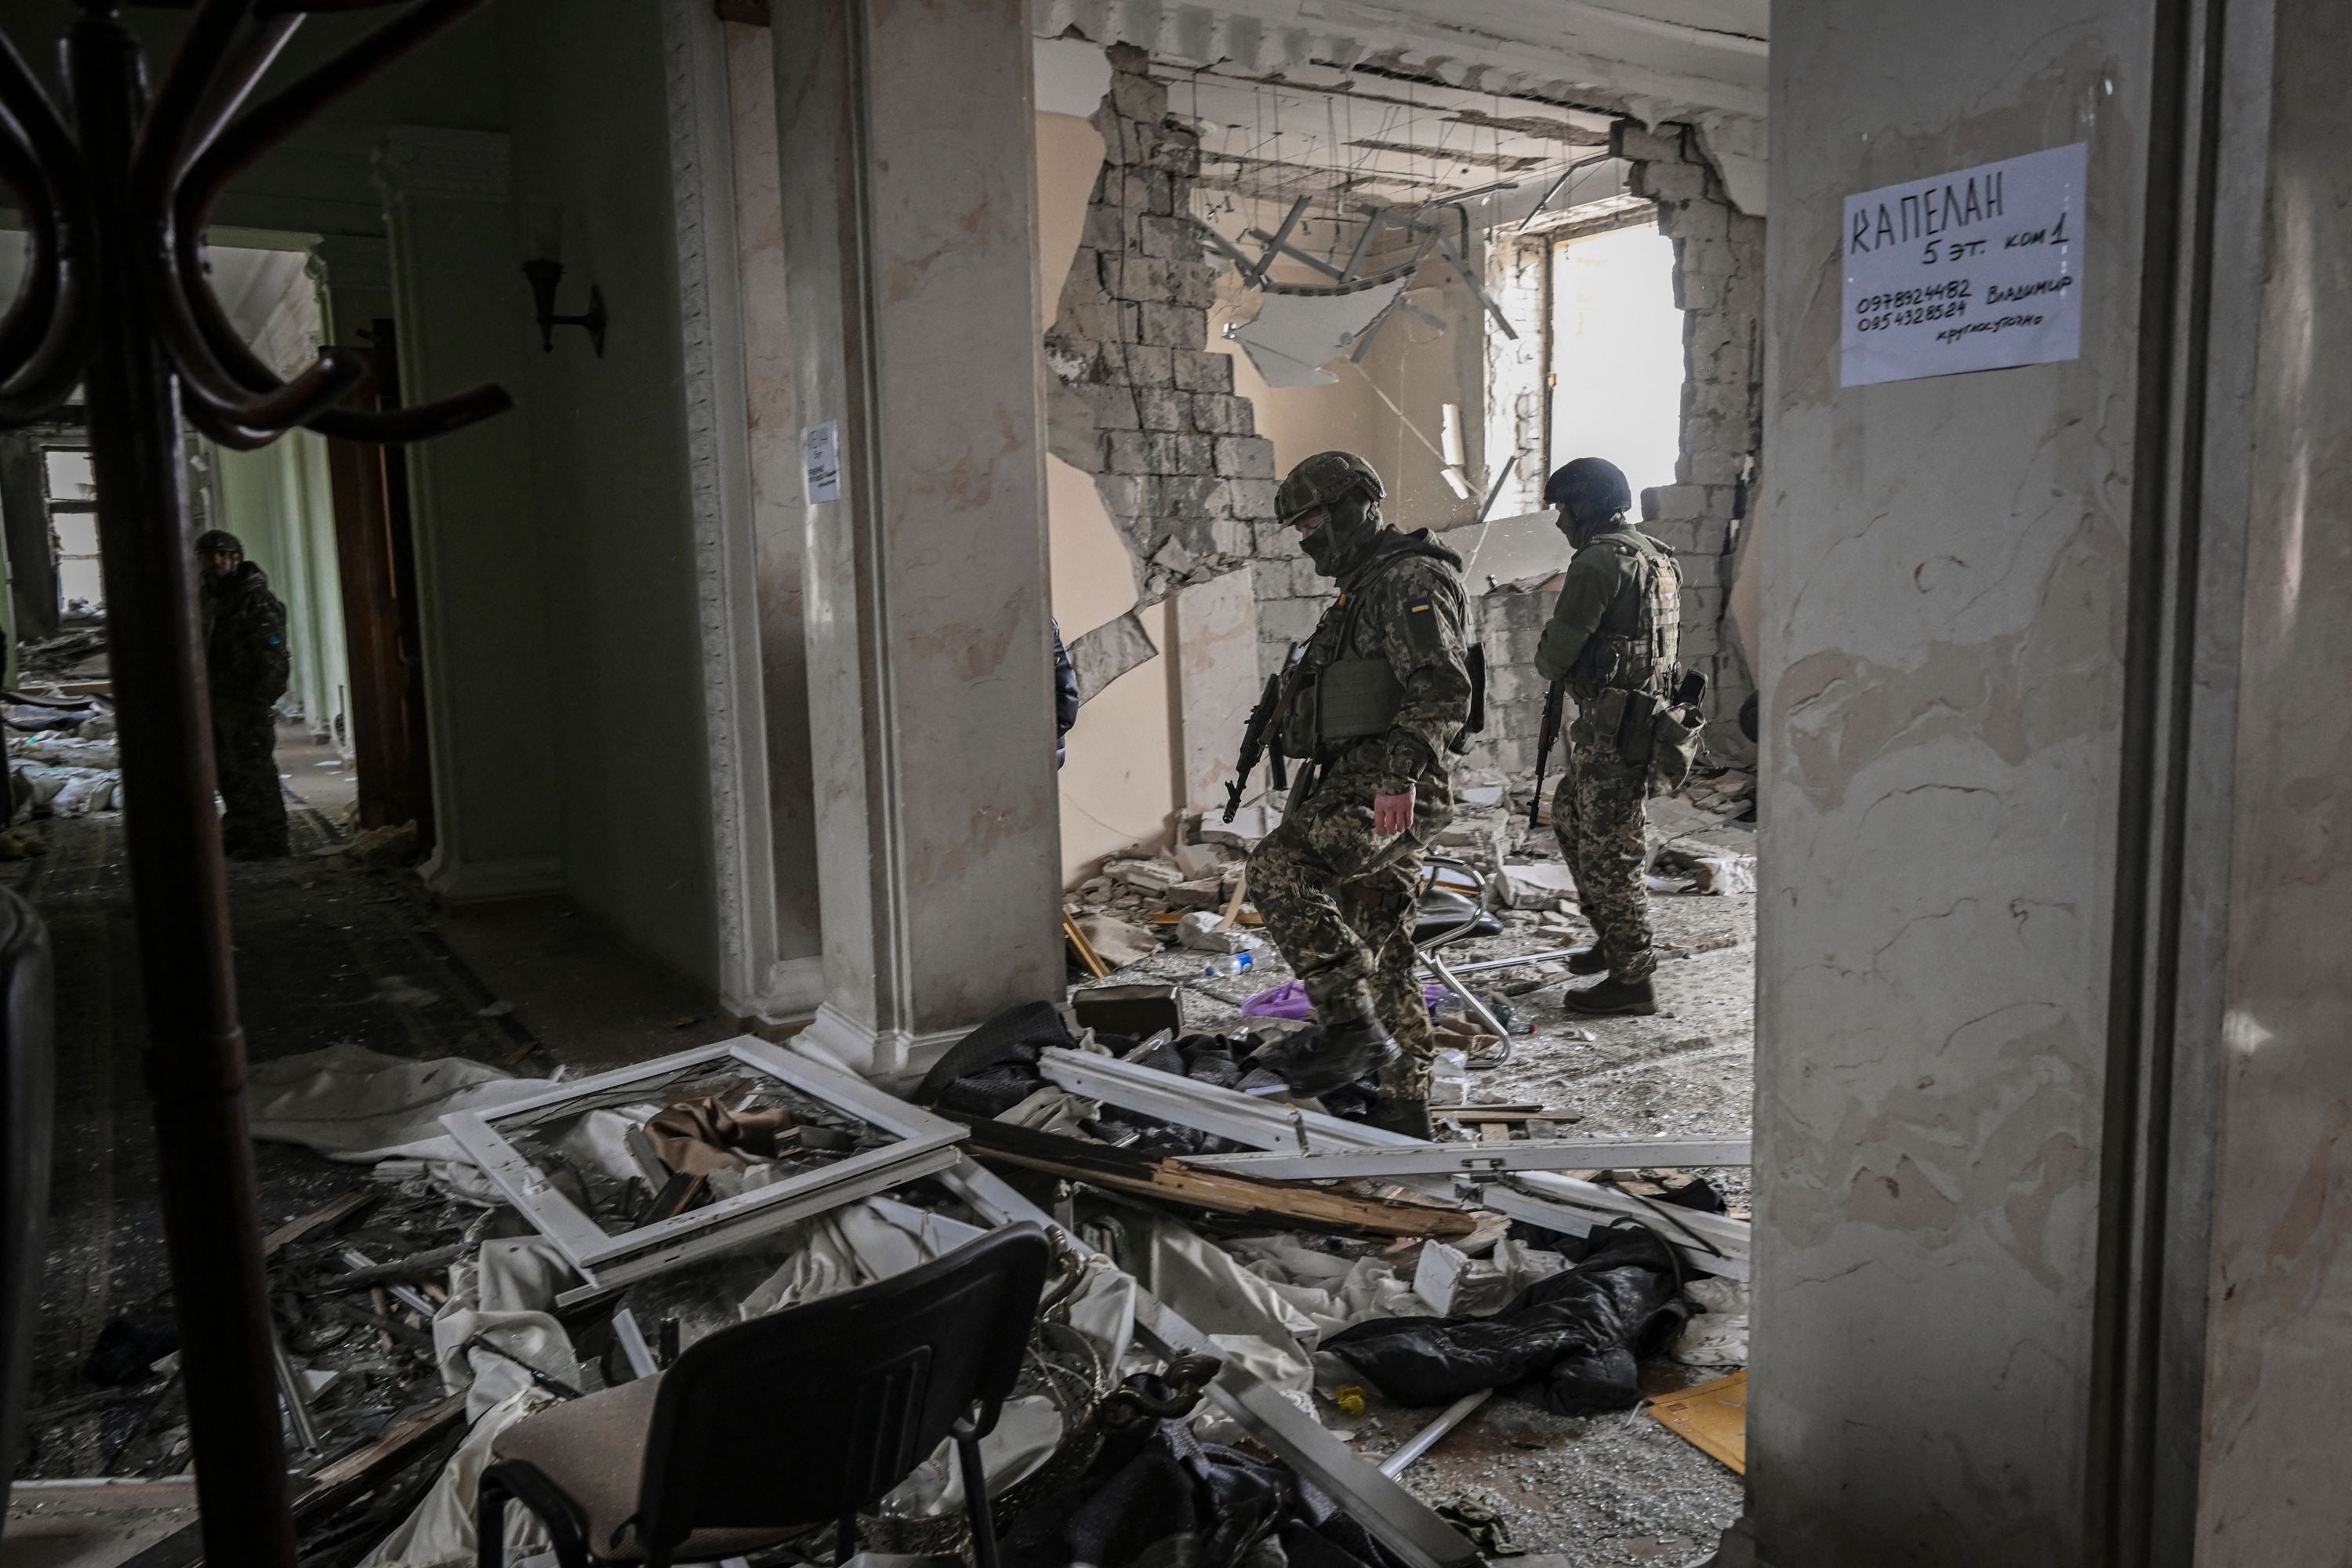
[1534,458,1683,1016]
[1246,451,1474,1139]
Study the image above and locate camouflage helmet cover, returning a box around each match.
[1276,450,1385,524]
[194,528,245,556]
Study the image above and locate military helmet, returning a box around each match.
[1276,450,1385,524]
[194,528,244,556]
[1542,457,1632,521]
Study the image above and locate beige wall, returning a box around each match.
[1040,109,1182,884]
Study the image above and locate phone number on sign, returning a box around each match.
[1855,299,1969,332]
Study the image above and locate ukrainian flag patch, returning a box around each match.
[1407,596,1432,612]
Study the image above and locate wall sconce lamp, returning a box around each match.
[522,258,608,357]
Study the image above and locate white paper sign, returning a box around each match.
[802,420,840,503]
[1841,142,2086,387]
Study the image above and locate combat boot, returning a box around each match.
[1254,985,1396,1096]
[1563,974,1657,1016]
[1564,946,1608,975]
[1364,1094,1433,1141]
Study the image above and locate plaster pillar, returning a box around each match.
[1748,3,2352,1566]
[375,127,561,902]
[770,0,1061,1077]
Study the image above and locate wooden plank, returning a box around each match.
[955,1119,1475,1241]
[1646,1370,1748,1473]
[261,1192,374,1258]
[299,1395,468,1515]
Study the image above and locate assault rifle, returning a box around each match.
[1222,669,1289,822]
[1527,677,1565,829]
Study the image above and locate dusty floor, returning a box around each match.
[1074,831,1758,1567]
[3,766,728,1562]
[7,758,1754,1568]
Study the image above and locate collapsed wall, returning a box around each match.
[1615,120,1764,749]
[1047,54,1763,780]
[1044,45,1295,683]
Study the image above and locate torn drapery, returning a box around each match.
[642,1095,798,1174]
[355,1388,557,1568]
[245,1044,551,1178]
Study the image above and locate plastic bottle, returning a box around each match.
[1202,950,1255,979]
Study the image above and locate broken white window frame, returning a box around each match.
[440,1037,966,1301]
[1036,1047,1750,1279]
[935,1157,1481,1568]
[1179,1132,1753,1182]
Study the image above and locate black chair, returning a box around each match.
[0,887,53,1515]
[479,1222,1054,1568]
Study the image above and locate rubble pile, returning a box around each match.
[5,691,121,828]
[14,1005,1749,1567]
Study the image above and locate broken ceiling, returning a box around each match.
[1034,0,1768,213]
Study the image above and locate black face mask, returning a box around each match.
[1557,503,1619,551]
[1300,493,1381,578]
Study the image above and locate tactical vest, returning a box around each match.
[1567,531,1681,698]
[1277,542,1476,758]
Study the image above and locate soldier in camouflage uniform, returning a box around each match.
[1247,452,1474,1138]
[197,529,292,860]
[1533,459,1681,1015]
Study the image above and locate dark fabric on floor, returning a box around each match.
[913,1000,1078,1116]
[1322,1224,1686,1414]
[1000,1413,1414,1568]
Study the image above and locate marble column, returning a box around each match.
[1748,3,2352,1566]
[375,127,561,902]
[770,0,1060,1077]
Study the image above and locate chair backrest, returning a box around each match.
[631,1221,1052,1554]
[0,888,55,1512]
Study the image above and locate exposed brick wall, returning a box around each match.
[1614,120,1763,748]
[1482,238,1548,522]
[1044,45,1288,662]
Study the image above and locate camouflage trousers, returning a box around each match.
[1249,775,1439,1101]
[212,699,287,854]
[1552,731,1654,979]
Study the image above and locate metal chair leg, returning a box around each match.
[477,1472,510,1568]
[1421,949,1512,1054]
[953,1412,1000,1568]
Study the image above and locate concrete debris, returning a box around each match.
[1172,840,1227,880]
[1163,877,1225,909]
[1690,855,1757,895]
[1498,862,1579,909]
[1176,909,1258,953]
[1106,855,1184,892]
[1069,610,1160,705]
[1076,913,1160,968]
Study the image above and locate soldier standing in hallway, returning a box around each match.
[1534,458,1682,1015]
[1246,451,1475,1138]
[197,528,292,860]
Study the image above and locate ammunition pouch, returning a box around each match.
[1649,701,1704,797]
[1316,656,1403,744]
[1577,684,1704,796]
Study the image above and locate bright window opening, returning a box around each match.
[1549,223,1684,503]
